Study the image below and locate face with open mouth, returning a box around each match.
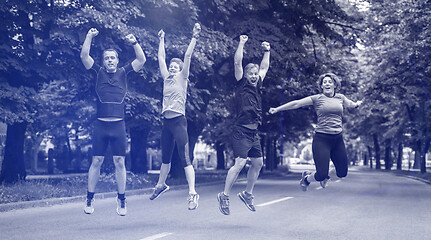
[169,62,181,76]
[245,67,260,87]
[103,51,119,73]
[321,76,336,96]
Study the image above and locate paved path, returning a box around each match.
[1,166,430,240]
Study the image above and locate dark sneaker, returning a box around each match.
[188,193,199,210]
[238,191,256,212]
[116,197,127,216]
[149,184,170,200]
[300,171,311,191]
[217,192,230,215]
[320,177,330,188]
[84,198,95,214]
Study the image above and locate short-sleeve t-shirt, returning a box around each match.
[234,78,263,126]
[310,93,348,134]
[90,63,134,119]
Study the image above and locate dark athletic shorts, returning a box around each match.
[92,119,126,156]
[231,125,262,159]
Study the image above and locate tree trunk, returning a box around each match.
[215,141,225,170]
[373,134,381,169]
[368,146,373,169]
[0,122,28,184]
[130,127,150,174]
[397,142,403,170]
[265,137,277,171]
[413,140,421,169]
[30,135,44,173]
[363,151,368,166]
[384,139,392,170]
[420,137,431,174]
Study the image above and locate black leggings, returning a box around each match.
[312,132,348,181]
[161,115,191,167]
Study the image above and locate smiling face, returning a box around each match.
[321,76,336,96]
[103,50,119,73]
[169,62,181,75]
[245,66,260,87]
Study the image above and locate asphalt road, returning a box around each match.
[1,166,430,240]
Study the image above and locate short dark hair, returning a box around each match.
[317,73,341,92]
[103,48,119,58]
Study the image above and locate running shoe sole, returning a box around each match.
[238,192,256,212]
[149,185,170,200]
[217,193,230,215]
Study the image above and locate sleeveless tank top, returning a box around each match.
[162,74,188,116]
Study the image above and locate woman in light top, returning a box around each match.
[269,73,362,191]
[149,23,201,210]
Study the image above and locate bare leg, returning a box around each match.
[245,157,263,194]
[87,156,104,192]
[113,156,126,194]
[223,157,247,196]
[156,163,171,187]
[184,165,196,194]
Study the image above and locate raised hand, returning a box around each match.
[239,35,248,44]
[87,28,99,38]
[269,107,278,114]
[125,34,137,45]
[261,41,270,52]
[158,29,165,40]
[193,23,201,38]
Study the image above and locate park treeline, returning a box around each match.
[0,0,430,183]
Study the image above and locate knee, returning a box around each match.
[314,172,327,182]
[113,156,126,169]
[91,156,104,168]
[250,157,263,169]
[231,158,247,173]
[336,170,347,178]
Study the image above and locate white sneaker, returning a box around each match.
[300,171,311,191]
[320,178,329,188]
[116,197,127,216]
[188,193,199,210]
[84,198,94,214]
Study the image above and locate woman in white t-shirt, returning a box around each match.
[269,73,362,191]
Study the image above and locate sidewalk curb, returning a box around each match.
[396,174,431,185]
[0,179,238,213]
[359,166,431,185]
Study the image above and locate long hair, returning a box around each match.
[317,73,341,92]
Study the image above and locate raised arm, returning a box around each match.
[259,42,271,81]
[125,34,146,72]
[234,35,248,81]
[343,95,363,109]
[269,96,313,114]
[157,30,169,79]
[181,23,201,79]
[80,28,98,70]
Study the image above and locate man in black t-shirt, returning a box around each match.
[217,35,270,215]
[80,28,146,216]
